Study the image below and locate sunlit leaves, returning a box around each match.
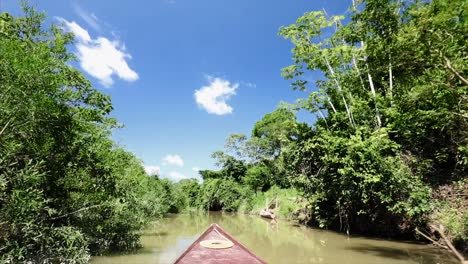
[0,7,171,262]
[278,0,467,237]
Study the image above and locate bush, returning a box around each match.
[173,179,200,210]
[196,179,252,212]
[243,163,271,192]
[285,127,431,236]
[0,160,90,263]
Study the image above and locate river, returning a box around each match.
[91,212,456,264]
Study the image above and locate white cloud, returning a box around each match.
[163,154,184,167]
[192,167,200,172]
[58,18,138,87]
[194,76,239,115]
[73,5,101,31]
[144,165,160,176]
[76,37,138,87]
[167,171,187,181]
[58,19,91,42]
[242,81,257,88]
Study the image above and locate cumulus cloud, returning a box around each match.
[58,18,138,87]
[194,76,239,115]
[163,154,184,167]
[144,165,160,176]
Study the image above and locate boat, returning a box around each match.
[259,209,276,220]
[173,223,267,264]
[259,198,278,220]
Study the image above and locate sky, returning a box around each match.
[2,0,350,181]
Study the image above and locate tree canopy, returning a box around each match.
[278,0,467,237]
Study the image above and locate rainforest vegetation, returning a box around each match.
[1,0,466,262]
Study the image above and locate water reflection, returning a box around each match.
[91,213,456,264]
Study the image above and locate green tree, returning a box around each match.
[279,0,467,238]
[174,179,200,208]
[196,178,252,212]
[243,163,271,191]
[0,7,172,262]
[199,169,224,180]
[210,151,247,182]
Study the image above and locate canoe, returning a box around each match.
[173,223,267,264]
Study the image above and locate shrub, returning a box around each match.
[285,127,431,236]
[197,179,252,212]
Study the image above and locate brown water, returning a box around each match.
[91,213,456,264]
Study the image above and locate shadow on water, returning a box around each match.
[347,244,415,260]
[346,244,458,264]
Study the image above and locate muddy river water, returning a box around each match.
[91,212,457,264]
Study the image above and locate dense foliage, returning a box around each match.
[0,8,171,263]
[277,0,467,239]
[196,178,252,212]
[1,0,467,262]
[193,0,467,245]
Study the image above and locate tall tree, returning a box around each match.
[279,0,467,237]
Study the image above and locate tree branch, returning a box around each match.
[453,113,468,119]
[430,224,468,264]
[353,55,367,91]
[443,56,468,86]
[50,204,105,220]
[328,98,337,113]
[415,228,448,249]
[324,56,355,128]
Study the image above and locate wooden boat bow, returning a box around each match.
[173,223,267,264]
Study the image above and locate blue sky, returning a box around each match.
[3,0,350,181]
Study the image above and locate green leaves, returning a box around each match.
[277,0,467,238]
[285,127,431,235]
[0,6,173,262]
[196,178,252,212]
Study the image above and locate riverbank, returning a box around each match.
[169,178,467,254]
[239,187,305,220]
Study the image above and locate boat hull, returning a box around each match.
[259,209,275,219]
[173,223,267,264]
